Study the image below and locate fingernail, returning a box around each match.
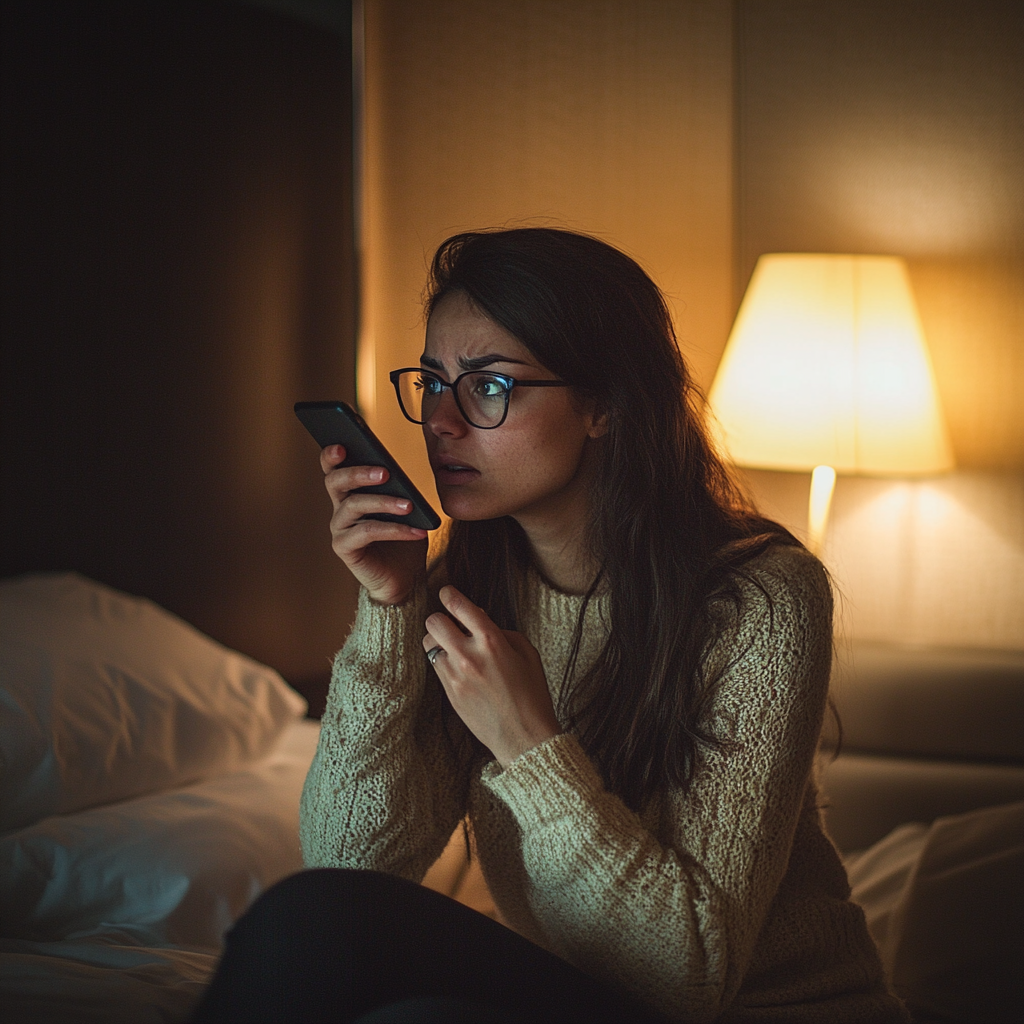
[397,499,411,510]
[370,467,385,482]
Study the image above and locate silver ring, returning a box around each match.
[426,645,444,666]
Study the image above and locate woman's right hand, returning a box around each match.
[322,445,429,606]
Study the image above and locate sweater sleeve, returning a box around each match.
[299,584,472,882]
[478,546,833,1023]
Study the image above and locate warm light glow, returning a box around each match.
[356,327,377,426]
[807,465,837,556]
[709,254,954,475]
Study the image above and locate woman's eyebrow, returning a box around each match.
[419,353,530,372]
[460,353,530,371]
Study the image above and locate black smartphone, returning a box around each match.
[294,400,442,531]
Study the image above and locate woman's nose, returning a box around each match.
[424,387,469,437]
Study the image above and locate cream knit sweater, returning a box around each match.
[300,544,908,1024]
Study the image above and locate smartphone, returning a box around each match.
[294,400,442,531]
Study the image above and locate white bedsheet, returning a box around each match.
[846,801,1024,1023]
[1,719,321,1024]
[0,932,217,1024]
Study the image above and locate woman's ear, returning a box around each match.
[586,406,610,439]
[572,391,609,439]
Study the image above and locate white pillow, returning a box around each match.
[0,719,319,950]
[0,573,306,833]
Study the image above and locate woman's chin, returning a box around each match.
[439,502,494,522]
[438,490,507,523]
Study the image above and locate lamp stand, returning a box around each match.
[808,465,836,557]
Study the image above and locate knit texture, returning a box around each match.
[300,545,908,1023]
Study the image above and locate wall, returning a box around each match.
[361,0,1023,650]
[736,0,1024,650]
[361,0,735,518]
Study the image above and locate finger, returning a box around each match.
[437,585,496,636]
[325,462,389,490]
[318,444,347,473]
[333,492,416,525]
[421,633,449,671]
[422,610,469,652]
[324,464,390,508]
[332,518,427,556]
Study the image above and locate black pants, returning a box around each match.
[190,869,665,1024]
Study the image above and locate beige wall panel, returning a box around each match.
[908,257,1024,470]
[363,0,734,507]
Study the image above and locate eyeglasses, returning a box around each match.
[390,368,569,430]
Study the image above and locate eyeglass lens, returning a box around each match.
[396,371,509,428]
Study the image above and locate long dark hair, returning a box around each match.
[427,228,803,812]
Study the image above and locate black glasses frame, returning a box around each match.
[389,367,569,430]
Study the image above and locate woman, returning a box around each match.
[193,229,907,1024]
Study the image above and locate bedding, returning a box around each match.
[846,802,1024,1024]
[819,641,1024,1023]
[1,718,320,1023]
[0,573,315,1023]
[0,573,307,833]
[0,934,216,1024]
[1,719,319,949]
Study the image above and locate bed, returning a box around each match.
[0,573,314,1023]
[818,643,1024,1024]
[2,573,1021,1023]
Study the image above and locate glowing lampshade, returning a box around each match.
[708,254,954,552]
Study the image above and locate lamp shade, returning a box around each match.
[708,254,954,475]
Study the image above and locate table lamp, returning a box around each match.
[707,254,954,555]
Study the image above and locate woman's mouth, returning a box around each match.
[433,461,481,486]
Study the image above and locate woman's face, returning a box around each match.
[420,291,605,529]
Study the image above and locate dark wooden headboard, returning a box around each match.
[1,0,358,708]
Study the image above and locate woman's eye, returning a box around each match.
[472,376,507,398]
[417,376,443,395]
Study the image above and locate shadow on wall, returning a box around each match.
[0,0,359,682]
[742,469,1024,651]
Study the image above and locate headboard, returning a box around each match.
[819,641,1024,852]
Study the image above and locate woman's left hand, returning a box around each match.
[423,586,561,768]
